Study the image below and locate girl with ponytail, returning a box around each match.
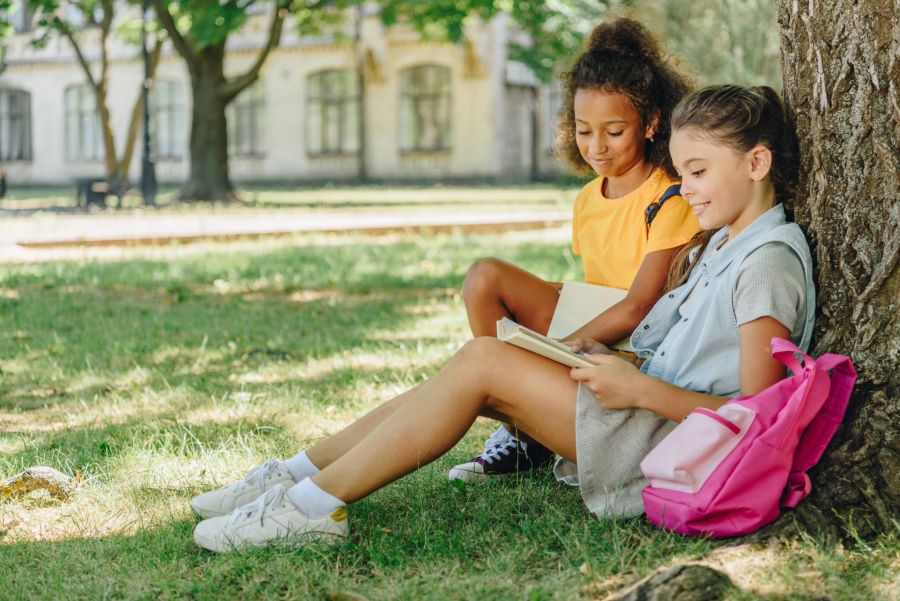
[451,18,701,481]
[190,84,816,552]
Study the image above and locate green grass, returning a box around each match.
[0,228,896,600]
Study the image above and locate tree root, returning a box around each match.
[607,564,734,601]
[0,466,77,501]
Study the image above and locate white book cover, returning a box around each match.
[546,281,633,352]
[496,317,595,368]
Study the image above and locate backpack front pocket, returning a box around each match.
[641,404,756,493]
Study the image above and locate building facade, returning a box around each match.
[0,3,564,186]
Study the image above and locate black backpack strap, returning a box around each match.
[644,184,682,228]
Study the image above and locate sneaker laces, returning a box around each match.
[227,458,283,496]
[228,482,287,527]
[477,429,521,466]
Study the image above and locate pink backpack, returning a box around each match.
[640,338,857,537]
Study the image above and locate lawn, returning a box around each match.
[0,228,895,600]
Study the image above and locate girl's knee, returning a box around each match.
[462,257,506,302]
[457,336,505,365]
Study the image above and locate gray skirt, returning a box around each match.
[554,382,677,518]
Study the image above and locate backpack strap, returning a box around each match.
[770,337,813,376]
[780,352,857,508]
[645,184,682,229]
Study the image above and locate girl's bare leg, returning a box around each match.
[463,258,561,337]
[463,258,562,444]
[312,338,578,503]
[308,259,562,472]
[307,260,561,469]
[306,386,416,468]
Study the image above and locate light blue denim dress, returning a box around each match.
[554,205,816,518]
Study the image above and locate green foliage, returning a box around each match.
[166,0,253,49]
[164,0,353,51]
[381,0,604,82]
[28,0,113,48]
[501,0,607,82]
[292,0,356,38]
[380,0,498,42]
[161,0,596,82]
[0,0,13,39]
[633,0,782,88]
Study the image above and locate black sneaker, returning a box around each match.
[448,426,555,483]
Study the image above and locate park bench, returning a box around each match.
[75,177,111,208]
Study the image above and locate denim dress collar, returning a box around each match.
[630,204,815,396]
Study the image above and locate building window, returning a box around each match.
[149,80,185,159]
[305,69,360,156]
[0,89,32,162]
[227,80,265,157]
[65,85,103,162]
[399,64,451,152]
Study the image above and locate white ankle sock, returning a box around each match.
[287,477,346,519]
[282,450,320,482]
[494,424,518,443]
[502,426,520,442]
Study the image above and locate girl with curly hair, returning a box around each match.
[449,18,701,481]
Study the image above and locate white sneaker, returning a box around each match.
[191,458,296,519]
[193,483,349,552]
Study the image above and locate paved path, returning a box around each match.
[0,206,569,263]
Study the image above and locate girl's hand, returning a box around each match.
[564,338,614,356]
[569,354,647,410]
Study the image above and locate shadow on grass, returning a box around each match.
[0,354,455,475]
[0,412,293,479]
[0,286,459,413]
[0,466,734,601]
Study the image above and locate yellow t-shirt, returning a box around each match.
[571,168,701,289]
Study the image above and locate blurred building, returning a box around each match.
[0,2,565,186]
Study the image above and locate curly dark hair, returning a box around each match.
[557,18,692,177]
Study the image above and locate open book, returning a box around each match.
[496,317,595,368]
[546,281,633,352]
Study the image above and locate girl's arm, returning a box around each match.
[570,316,791,422]
[564,247,682,345]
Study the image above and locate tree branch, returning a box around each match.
[57,18,98,89]
[151,0,197,66]
[220,1,290,104]
[99,0,114,86]
[120,34,164,174]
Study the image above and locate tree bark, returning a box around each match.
[152,0,290,202]
[180,43,236,202]
[777,0,899,539]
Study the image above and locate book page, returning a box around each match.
[496,317,595,368]
[546,281,633,351]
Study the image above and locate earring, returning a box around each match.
[648,135,655,143]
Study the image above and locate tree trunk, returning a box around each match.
[181,43,235,202]
[95,79,125,191]
[777,0,899,539]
